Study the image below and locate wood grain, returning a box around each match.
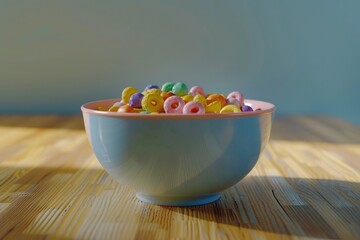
[0,115,359,239]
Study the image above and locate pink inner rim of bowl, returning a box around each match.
[81,98,275,119]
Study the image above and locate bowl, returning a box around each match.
[81,98,275,206]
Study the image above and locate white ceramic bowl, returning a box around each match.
[81,98,275,206]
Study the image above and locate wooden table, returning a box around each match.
[0,115,359,239]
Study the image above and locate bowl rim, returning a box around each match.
[81,98,275,119]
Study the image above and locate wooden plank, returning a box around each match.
[0,115,359,239]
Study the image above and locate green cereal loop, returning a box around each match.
[171,82,188,96]
[161,82,175,92]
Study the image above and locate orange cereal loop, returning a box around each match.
[193,94,206,107]
[122,86,138,104]
[206,94,227,108]
[205,101,222,113]
[161,91,175,100]
[133,108,143,113]
[141,93,164,113]
[117,105,134,113]
[181,94,194,103]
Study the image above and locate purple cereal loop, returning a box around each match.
[241,105,253,112]
[144,84,159,91]
[129,92,144,108]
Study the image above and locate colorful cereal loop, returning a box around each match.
[183,101,205,114]
[164,96,186,114]
[141,93,164,113]
[122,86,138,104]
[220,105,241,113]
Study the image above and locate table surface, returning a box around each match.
[0,115,359,240]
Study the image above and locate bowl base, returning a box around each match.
[136,192,221,206]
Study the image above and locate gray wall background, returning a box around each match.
[1,0,359,125]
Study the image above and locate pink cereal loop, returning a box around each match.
[183,101,205,114]
[226,98,241,108]
[189,86,205,96]
[164,96,186,113]
[227,91,244,106]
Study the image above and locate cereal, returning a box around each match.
[107,83,253,115]
[112,101,123,107]
[205,101,221,113]
[129,92,144,108]
[109,106,120,112]
[117,105,134,113]
[241,105,253,112]
[161,82,175,92]
[141,93,164,113]
[144,88,161,95]
[172,82,188,96]
[161,91,175,100]
[220,105,241,113]
[144,84,159,91]
[193,94,207,107]
[189,86,205,96]
[227,98,241,108]
[227,91,244,107]
[183,101,205,114]
[206,94,227,108]
[181,94,194,103]
[164,96,186,114]
[122,86,138,104]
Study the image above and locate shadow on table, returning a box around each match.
[155,176,360,239]
[0,115,84,130]
[271,115,360,144]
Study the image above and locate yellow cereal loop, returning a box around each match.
[206,94,227,108]
[220,104,241,113]
[141,93,164,113]
[205,101,221,113]
[193,94,206,107]
[122,86,138,103]
[181,94,194,103]
[108,106,120,112]
[143,88,161,95]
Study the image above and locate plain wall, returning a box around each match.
[1,0,359,125]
